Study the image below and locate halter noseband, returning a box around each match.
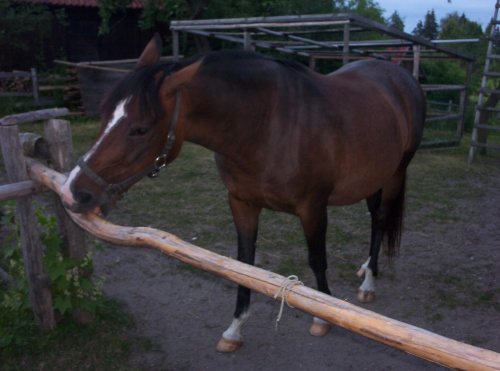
[76,90,181,201]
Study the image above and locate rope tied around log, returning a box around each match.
[273,275,303,329]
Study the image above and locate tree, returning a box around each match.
[337,0,385,23]
[387,10,404,31]
[413,10,438,40]
[440,12,487,75]
[0,0,64,70]
[97,0,341,35]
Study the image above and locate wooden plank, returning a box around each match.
[39,85,79,91]
[424,113,462,123]
[0,71,31,78]
[421,84,466,92]
[471,141,500,150]
[0,127,55,331]
[474,124,500,131]
[0,180,49,202]
[0,108,68,126]
[26,158,500,370]
[0,92,33,97]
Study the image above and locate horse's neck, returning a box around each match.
[182,93,264,158]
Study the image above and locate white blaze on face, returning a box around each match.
[60,164,81,206]
[60,97,130,206]
[83,98,130,161]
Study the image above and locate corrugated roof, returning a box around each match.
[20,0,144,8]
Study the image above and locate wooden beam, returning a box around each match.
[0,108,68,126]
[0,180,49,202]
[25,158,500,371]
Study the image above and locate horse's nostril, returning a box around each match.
[74,191,92,205]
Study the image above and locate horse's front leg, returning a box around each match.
[216,195,261,353]
[298,201,332,337]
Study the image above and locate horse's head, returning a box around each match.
[61,34,199,215]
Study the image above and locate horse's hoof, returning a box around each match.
[309,320,330,337]
[357,289,375,303]
[216,337,243,353]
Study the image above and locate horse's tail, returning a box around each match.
[386,174,406,259]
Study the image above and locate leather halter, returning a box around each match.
[77,91,181,201]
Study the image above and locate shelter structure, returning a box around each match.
[171,13,476,148]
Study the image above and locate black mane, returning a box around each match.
[101,55,202,120]
[101,51,310,120]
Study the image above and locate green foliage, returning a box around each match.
[337,0,385,23]
[0,0,66,70]
[0,201,105,355]
[96,0,386,36]
[413,10,439,39]
[387,10,404,31]
[439,12,488,84]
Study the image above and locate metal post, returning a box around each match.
[31,68,39,105]
[343,23,350,65]
[244,29,252,51]
[412,45,420,80]
[173,31,180,61]
[309,57,316,71]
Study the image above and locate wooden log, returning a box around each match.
[19,132,50,160]
[0,128,55,331]
[44,119,87,261]
[0,108,68,126]
[25,157,500,371]
[0,180,49,202]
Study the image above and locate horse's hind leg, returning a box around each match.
[216,195,261,353]
[358,171,406,303]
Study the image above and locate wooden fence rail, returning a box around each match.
[24,157,500,371]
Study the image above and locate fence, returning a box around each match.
[0,69,79,108]
[1,109,500,369]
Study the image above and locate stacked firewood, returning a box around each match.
[39,69,83,113]
[0,73,31,92]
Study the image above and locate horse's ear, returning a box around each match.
[136,33,162,69]
[165,60,203,92]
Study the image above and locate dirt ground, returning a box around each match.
[89,155,500,371]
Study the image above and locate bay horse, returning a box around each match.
[61,34,425,352]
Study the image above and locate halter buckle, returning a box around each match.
[147,154,167,178]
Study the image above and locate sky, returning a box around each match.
[375,0,495,34]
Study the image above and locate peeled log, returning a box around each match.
[25,158,500,371]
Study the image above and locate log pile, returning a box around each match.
[0,72,31,93]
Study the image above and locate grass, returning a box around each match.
[0,298,155,370]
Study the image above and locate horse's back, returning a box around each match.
[327,59,425,151]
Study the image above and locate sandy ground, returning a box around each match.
[90,164,500,370]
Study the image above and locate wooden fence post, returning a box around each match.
[44,119,87,261]
[31,68,40,105]
[0,125,55,330]
[44,118,93,324]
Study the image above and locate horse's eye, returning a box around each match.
[130,127,149,136]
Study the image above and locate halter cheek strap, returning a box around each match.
[76,91,181,201]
